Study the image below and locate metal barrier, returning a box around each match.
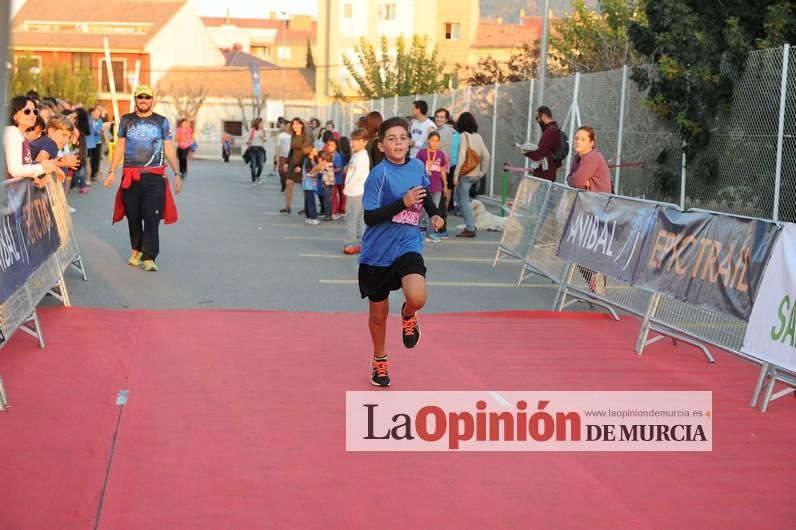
[492,173,551,283]
[492,168,793,412]
[0,177,88,410]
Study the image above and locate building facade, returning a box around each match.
[201,14,317,70]
[10,0,224,118]
[316,0,480,99]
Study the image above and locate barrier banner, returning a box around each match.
[634,207,778,320]
[557,192,657,283]
[0,180,61,304]
[742,223,796,371]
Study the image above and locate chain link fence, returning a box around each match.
[323,45,794,222]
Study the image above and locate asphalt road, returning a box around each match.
[51,159,564,313]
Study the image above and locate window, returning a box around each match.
[378,3,396,21]
[443,72,458,88]
[444,23,460,40]
[277,46,292,60]
[223,120,243,137]
[99,58,125,93]
[251,46,272,59]
[343,3,352,18]
[71,52,91,73]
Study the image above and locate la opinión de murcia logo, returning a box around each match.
[361,400,708,450]
[347,392,712,452]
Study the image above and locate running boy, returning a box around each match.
[358,117,444,387]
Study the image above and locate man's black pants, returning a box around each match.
[122,173,166,261]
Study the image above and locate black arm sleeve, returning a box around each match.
[364,198,406,226]
[422,194,440,218]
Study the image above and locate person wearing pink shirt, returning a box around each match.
[175,119,193,177]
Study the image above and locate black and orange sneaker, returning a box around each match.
[371,357,390,387]
[401,302,421,349]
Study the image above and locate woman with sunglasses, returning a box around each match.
[4,95,57,188]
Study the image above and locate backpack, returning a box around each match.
[552,128,569,165]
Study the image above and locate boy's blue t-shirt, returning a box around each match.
[30,135,59,160]
[359,158,431,267]
[117,112,172,168]
[333,151,345,185]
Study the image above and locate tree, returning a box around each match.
[629,0,796,149]
[305,38,315,69]
[156,77,208,125]
[235,94,269,133]
[465,43,543,86]
[335,35,448,98]
[9,53,96,105]
[549,0,646,74]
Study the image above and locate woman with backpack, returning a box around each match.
[524,105,566,183]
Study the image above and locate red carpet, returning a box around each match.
[1,307,794,529]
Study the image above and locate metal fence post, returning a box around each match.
[393,94,398,118]
[564,73,581,177]
[380,97,385,117]
[680,139,687,210]
[525,79,536,168]
[432,92,438,114]
[615,65,629,195]
[773,43,790,221]
[0,375,8,411]
[490,83,499,197]
[501,163,509,216]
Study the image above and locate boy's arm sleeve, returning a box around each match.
[364,198,405,226]
[422,194,440,217]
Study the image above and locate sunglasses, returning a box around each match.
[22,108,39,116]
[136,95,152,100]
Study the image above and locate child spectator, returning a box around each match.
[221,134,231,162]
[25,115,45,142]
[301,146,322,225]
[342,128,369,254]
[415,131,448,242]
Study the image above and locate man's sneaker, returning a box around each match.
[142,260,158,272]
[332,213,341,220]
[310,219,321,225]
[425,233,442,243]
[371,357,391,387]
[343,245,361,255]
[401,302,421,349]
[128,250,143,266]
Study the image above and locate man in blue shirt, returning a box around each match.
[103,85,182,272]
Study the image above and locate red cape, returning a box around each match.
[112,166,178,224]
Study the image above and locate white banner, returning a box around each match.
[743,223,796,372]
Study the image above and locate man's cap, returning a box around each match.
[134,85,154,97]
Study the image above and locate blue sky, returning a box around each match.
[11,0,319,18]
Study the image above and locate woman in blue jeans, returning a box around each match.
[452,112,491,238]
[247,118,267,183]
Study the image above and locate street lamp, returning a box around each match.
[278,10,289,115]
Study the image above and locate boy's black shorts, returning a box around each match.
[358,252,426,302]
